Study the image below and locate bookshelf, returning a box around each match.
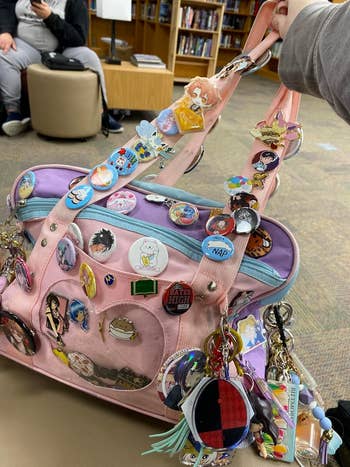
[88,0,172,65]
[216,0,255,69]
[168,0,224,82]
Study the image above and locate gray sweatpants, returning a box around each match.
[0,37,107,114]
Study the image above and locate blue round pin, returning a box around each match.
[108,147,139,176]
[18,170,36,200]
[65,184,93,209]
[89,163,118,191]
[201,235,235,261]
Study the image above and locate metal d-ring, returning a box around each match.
[284,127,304,160]
[241,50,272,77]
[263,302,293,329]
[184,145,205,174]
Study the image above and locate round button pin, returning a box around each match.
[65,184,93,210]
[67,222,84,249]
[224,176,252,196]
[88,228,116,263]
[128,237,168,277]
[80,263,97,299]
[106,191,137,214]
[205,214,234,236]
[18,171,36,200]
[230,192,259,211]
[201,235,235,261]
[233,207,261,234]
[162,282,194,315]
[56,237,77,271]
[169,202,199,226]
[252,150,279,172]
[104,273,115,286]
[14,257,33,292]
[0,310,37,356]
[156,108,179,136]
[108,147,139,176]
[89,163,118,191]
[245,226,273,258]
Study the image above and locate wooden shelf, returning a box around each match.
[176,54,214,60]
[178,27,220,34]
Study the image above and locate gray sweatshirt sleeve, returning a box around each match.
[278,1,350,124]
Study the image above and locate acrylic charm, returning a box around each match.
[14,256,33,292]
[18,171,36,200]
[201,235,234,261]
[109,317,137,341]
[237,314,266,354]
[106,190,137,214]
[156,108,179,136]
[134,120,174,162]
[128,237,169,276]
[173,77,221,133]
[65,184,93,209]
[56,237,77,271]
[0,310,37,356]
[45,293,69,346]
[68,299,89,332]
[169,202,199,226]
[67,222,84,249]
[108,147,139,176]
[80,263,97,299]
[224,176,252,196]
[89,163,118,191]
[88,228,116,263]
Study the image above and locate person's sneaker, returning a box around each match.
[107,114,124,134]
[2,112,31,137]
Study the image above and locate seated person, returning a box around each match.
[0,0,123,136]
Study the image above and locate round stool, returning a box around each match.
[27,63,101,138]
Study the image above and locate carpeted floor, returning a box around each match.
[0,74,349,409]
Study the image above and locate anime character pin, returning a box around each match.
[45,293,69,346]
[88,228,116,262]
[173,77,221,133]
[108,147,139,176]
[89,163,118,191]
[14,256,33,292]
[65,184,93,209]
[230,192,259,211]
[68,299,89,332]
[134,120,175,163]
[79,263,97,299]
[0,310,37,356]
[18,171,36,199]
[250,111,301,149]
[156,108,179,136]
[252,150,280,172]
[237,314,266,354]
[205,214,235,236]
[128,236,168,276]
[56,237,77,271]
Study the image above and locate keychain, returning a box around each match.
[145,193,200,226]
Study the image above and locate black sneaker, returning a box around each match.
[107,114,124,133]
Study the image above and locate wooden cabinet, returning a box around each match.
[168,0,224,82]
[216,0,255,69]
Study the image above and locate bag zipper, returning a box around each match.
[17,198,285,288]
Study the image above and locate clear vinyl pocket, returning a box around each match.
[37,279,166,392]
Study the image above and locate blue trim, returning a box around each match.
[18,197,286,288]
[130,180,224,208]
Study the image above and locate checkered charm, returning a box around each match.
[194,379,249,449]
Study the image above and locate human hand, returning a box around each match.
[31,0,52,20]
[271,0,328,38]
[0,33,16,53]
